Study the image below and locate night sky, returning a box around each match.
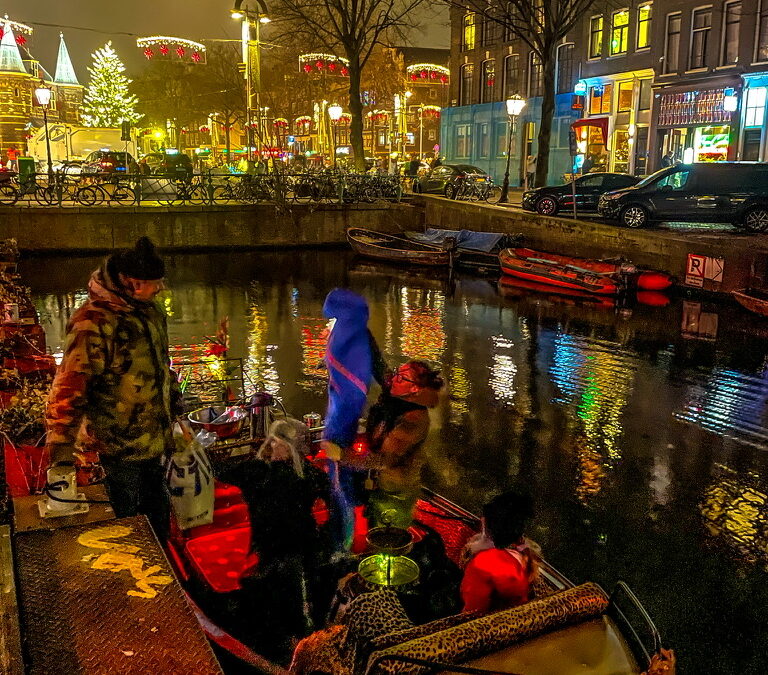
[2,1,448,81]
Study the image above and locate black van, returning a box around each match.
[598,162,768,231]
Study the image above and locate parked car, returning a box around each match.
[598,162,768,231]
[522,172,640,216]
[414,164,490,197]
[142,152,194,178]
[81,151,138,176]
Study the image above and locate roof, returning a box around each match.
[54,33,79,85]
[0,22,27,74]
[392,46,450,67]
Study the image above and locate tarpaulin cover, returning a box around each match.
[408,228,504,253]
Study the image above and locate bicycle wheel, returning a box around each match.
[76,185,103,206]
[0,185,18,206]
[111,185,136,206]
[485,185,502,204]
[211,186,231,204]
[35,185,58,206]
[187,185,207,205]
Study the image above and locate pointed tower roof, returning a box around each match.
[54,32,79,85]
[0,22,27,74]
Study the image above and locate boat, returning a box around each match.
[498,275,617,309]
[405,228,521,272]
[733,289,768,317]
[346,228,454,267]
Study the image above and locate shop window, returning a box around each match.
[611,10,629,55]
[664,13,681,73]
[459,64,474,106]
[690,8,712,70]
[744,87,767,127]
[479,123,490,157]
[456,124,471,157]
[528,52,543,97]
[758,0,768,62]
[694,125,729,162]
[589,83,613,115]
[589,16,604,58]
[638,79,652,110]
[480,59,496,103]
[613,130,630,173]
[720,1,740,66]
[462,14,476,51]
[556,44,575,94]
[617,81,633,111]
[742,129,762,161]
[637,4,652,50]
[504,54,521,97]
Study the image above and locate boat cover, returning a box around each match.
[408,228,504,253]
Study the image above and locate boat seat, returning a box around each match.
[448,615,642,675]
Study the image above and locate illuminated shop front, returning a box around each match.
[740,74,768,162]
[653,87,738,166]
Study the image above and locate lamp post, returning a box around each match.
[498,95,526,205]
[231,0,270,162]
[328,103,342,169]
[34,83,54,183]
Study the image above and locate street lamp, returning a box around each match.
[34,83,54,182]
[498,94,526,205]
[328,103,342,169]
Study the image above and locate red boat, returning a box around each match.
[499,248,673,295]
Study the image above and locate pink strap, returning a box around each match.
[326,352,368,395]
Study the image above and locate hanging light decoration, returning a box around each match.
[406,63,449,84]
[421,105,441,119]
[295,115,313,133]
[298,53,350,76]
[273,118,289,129]
[136,36,206,62]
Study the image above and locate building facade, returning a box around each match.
[442,0,768,184]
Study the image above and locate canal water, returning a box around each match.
[23,249,768,674]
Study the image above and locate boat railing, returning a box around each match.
[608,580,662,668]
[365,653,525,675]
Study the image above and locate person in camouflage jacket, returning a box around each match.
[46,237,182,537]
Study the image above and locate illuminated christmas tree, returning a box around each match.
[81,41,141,127]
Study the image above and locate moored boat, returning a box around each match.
[733,289,768,317]
[347,228,453,267]
[405,228,520,272]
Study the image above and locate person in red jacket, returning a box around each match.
[460,489,539,614]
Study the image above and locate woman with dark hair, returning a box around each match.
[460,490,539,613]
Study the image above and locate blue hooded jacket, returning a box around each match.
[322,288,373,448]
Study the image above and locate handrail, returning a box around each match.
[609,580,662,664]
[366,653,525,675]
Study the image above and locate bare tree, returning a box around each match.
[450,0,597,186]
[271,0,425,171]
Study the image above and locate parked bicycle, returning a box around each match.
[451,174,502,204]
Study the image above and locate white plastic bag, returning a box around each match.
[167,422,215,530]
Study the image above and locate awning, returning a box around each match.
[571,117,609,145]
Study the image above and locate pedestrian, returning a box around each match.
[45,237,182,540]
[581,153,595,174]
[138,156,151,176]
[408,155,421,178]
[661,150,674,168]
[6,145,19,171]
[432,155,442,169]
[319,288,386,552]
[526,154,537,186]
[365,360,445,529]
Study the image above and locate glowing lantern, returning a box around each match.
[420,70,427,79]
[440,75,447,83]
[315,60,324,69]
[341,66,349,76]
[144,48,154,59]
[159,44,169,55]
[176,46,185,57]
[328,62,337,72]
[192,51,201,62]
[15,34,26,46]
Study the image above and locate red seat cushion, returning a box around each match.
[184,526,258,593]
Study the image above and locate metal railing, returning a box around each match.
[0,170,412,208]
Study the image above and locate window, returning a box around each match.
[743,129,762,161]
[459,64,474,106]
[639,79,652,110]
[744,87,767,127]
[617,81,633,111]
[589,16,604,58]
[481,59,496,103]
[496,121,509,156]
[504,54,521,97]
[657,169,690,190]
[758,0,768,62]
[611,10,629,55]
[589,83,613,114]
[664,13,681,73]
[690,7,712,70]
[456,124,471,157]
[462,14,476,51]
[579,175,606,187]
[479,123,490,157]
[482,17,499,46]
[556,44,575,94]
[721,1,740,66]
[528,52,543,97]
[637,4,652,49]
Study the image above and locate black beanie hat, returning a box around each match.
[113,237,165,280]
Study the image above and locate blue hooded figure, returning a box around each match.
[322,288,375,551]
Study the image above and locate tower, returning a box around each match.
[53,33,83,124]
[0,21,32,155]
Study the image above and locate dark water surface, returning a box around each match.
[22,249,768,674]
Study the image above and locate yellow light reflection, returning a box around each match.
[399,287,446,362]
[244,302,280,396]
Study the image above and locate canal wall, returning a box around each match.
[414,195,768,294]
[0,202,423,253]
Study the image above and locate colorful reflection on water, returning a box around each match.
[24,249,768,674]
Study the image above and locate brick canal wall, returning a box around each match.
[413,195,768,294]
[0,202,423,253]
